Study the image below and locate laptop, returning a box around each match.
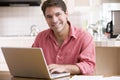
[1,47,70,79]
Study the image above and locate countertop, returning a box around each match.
[0,36,120,47]
[95,38,120,47]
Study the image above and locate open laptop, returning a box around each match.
[1,47,70,79]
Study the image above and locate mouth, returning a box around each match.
[52,23,61,28]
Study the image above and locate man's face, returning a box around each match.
[44,6,68,33]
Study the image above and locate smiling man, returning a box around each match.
[32,0,96,75]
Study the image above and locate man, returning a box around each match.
[32,0,95,75]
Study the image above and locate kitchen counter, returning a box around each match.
[0,36,120,47]
[0,36,35,47]
[95,38,120,47]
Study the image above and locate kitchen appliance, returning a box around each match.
[106,21,113,33]
[106,21,113,38]
[106,21,118,38]
[0,0,41,6]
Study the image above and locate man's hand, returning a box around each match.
[48,64,67,73]
[48,64,81,74]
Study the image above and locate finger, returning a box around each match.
[50,68,60,74]
[48,64,57,71]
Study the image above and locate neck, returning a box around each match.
[54,23,70,46]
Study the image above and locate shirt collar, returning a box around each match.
[68,21,77,39]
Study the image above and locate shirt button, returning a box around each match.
[57,55,61,60]
[57,55,60,60]
[57,55,60,58]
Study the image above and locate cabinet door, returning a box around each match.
[63,0,74,13]
[102,0,120,3]
[75,0,90,6]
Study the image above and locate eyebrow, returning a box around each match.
[45,12,62,18]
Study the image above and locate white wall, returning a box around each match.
[0,0,103,36]
[0,7,48,35]
[0,6,87,36]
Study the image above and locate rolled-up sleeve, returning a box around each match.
[76,33,96,75]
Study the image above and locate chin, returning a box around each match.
[57,28,64,33]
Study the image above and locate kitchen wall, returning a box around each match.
[0,6,86,36]
[0,0,103,36]
[0,6,48,36]
[1,0,120,36]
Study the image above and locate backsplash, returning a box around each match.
[0,7,48,36]
[0,6,98,36]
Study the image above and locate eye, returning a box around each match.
[46,15,52,19]
[55,12,61,17]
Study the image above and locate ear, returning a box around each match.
[65,10,69,17]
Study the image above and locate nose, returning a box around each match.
[51,16,58,23]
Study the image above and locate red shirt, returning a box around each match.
[32,22,96,75]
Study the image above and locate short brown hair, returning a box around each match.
[41,0,67,15]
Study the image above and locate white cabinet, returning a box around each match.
[102,0,120,3]
[75,0,90,6]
